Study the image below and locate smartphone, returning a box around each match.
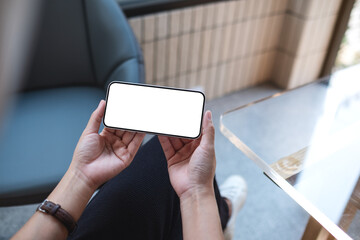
[103,82,205,139]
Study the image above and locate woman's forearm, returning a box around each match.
[12,168,95,240]
[180,187,224,240]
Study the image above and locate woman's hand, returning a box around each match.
[158,111,223,240]
[158,110,216,198]
[70,100,145,191]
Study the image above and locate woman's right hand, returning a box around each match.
[159,111,224,240]
[158,110,216,199]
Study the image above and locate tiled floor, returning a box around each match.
[0,83,312,240]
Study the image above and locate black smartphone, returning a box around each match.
[103,82,205,139]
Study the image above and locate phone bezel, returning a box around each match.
[103,81,206,139]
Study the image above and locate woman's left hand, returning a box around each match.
[13,100,145,240]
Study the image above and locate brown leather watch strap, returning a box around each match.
[37,199,77,234]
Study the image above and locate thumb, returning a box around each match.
[200,110,215,148]
[84,100,106,135]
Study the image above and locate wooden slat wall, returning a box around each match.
[274,0,342,88]
[128,0,341,99]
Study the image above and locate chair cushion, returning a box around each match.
[23,0,145,91]
[85,0,145,86]
[105,58,145,87]
[0,87,104,199]
[25,0,96,91]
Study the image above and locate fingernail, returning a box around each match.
[207,111,212,120]
[96,100,103,110]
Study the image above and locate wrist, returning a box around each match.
[46,168,94,221]
[179,186,217,220]
[179,185,224,240]
[68,160,100,191]
[179,185,215,204]
[68,164,99,192]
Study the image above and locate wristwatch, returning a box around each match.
[37,199,77,235]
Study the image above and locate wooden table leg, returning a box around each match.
[302,178,360,240]
[302,216,331,240]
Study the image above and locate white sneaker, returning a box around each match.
[220,175,247,240]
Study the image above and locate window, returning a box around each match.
[334,0,360,71]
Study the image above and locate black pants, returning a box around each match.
[69,136,229,240]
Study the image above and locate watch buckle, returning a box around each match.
[37,199,48,213]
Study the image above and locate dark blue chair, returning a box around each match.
[0,0,144,206]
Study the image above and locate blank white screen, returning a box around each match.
[103,82,205,138]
